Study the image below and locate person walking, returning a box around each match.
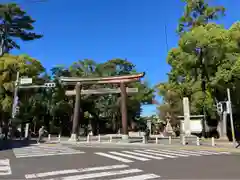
[37,126,47,144]
[145,127,150,142]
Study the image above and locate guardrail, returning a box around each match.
[45,133,219,147]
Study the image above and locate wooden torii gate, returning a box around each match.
[59,73,145,141]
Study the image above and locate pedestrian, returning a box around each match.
[145,127,150,141]
[28,128,32,140]
[37,126,47,144]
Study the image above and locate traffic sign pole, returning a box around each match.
[11,71,20,119]
[12,77,56,119]
[19,83,56,89]
[227,88,236,147]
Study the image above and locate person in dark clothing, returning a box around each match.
[3,123,8,140]
[235,129,240,148]
[145,127,150,141]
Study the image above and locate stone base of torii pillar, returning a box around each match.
[119,134,132,143]
[68,134,78,142]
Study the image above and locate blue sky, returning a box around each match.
[3,0,240,116]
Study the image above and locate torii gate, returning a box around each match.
[59,73,145,141]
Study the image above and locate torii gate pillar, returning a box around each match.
[120,82,128,140]
[69,82,81,141]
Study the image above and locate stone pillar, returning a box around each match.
[183,97,191,136]
[120,82,128,140]
[69,82,81,141]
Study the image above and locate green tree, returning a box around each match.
[158,18,240,139]
[178,0,225,34]
[0,57,154,137]
[0,3,42,56]
[176,0,225,134]
[0,54,44,134]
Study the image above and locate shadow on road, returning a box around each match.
[0,139,39,151]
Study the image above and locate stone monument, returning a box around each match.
[164,113,174,136]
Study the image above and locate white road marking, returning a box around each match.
[25,164,128,179]
[197,150,222,155]
[175,150,202,156]
[135,150,177,158]
[0,159,11,176]
[13,144,84,158]
[95,152,134,163]
[25,163,161,180]
[0,166,11,171]
[122,151,164,160]
[110,173,160,180]
[16,152,84,158]
[52,169,142,180]
[94,148,231,164]
[177,150,230,156]
[148,149,189,157]
[0,159,10,165]
[198,150,230,155]
[109,151,150,161]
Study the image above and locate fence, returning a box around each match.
[45,132,221,147]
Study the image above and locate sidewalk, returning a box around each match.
[59,140,240,153]
[42,135,240,153]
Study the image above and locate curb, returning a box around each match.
[175,146,240,153]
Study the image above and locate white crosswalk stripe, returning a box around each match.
[122,151,164,160]
[133,150,176,158]
[149,149,189,157]
[160,149,202,156]
[24,164,160,180]
[95,152,134,163]
[0,159,12,175]
[109,151,150,161]
[13,144,85,158]
[94,149,231,163]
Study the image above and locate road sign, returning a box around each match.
[20,78,32,85]
[65,88,138,96]
[226,101,231,114]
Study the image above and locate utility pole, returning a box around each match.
[227,88,236,147]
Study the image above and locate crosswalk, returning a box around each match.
[24,164,160,180]
[95,149,231,163]
[0,159,12,176]
[13,144,85,158]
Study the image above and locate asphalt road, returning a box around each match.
[0,141,240,179]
